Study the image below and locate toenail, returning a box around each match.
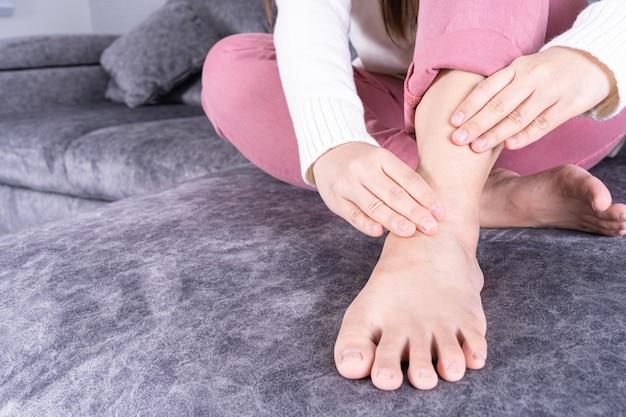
[417,368,432,381]
[472,352,485,361]
[421,217,436,232]
[446,362,461,374]
[341,350,363,363]
[376,368,394,379]
[621,213,626,221]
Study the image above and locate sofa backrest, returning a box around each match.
[184,0,271,36]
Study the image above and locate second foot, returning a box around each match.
[334,230,487,391]
[481,164,626,236]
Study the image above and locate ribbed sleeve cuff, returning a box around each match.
[541,2,626,120]
[290,97,380,186]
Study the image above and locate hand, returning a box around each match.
[449,46,615,152]
[312,142,444,237]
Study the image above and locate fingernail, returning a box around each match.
[452,129,468,144]
[341,350,363,363]
[398,220,412,232]
[452,111,465,125]
[506,137,518,148]
[431,203,444,218]
[473,138,488,151]
[376,368,394,379]
[420,217,436,232]
[472,352,485,361]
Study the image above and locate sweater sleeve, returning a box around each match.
[540,0,626,120]
[274,0,379,186]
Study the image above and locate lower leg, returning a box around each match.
[334,70,500,390]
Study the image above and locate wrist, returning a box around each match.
[554,46,617,104]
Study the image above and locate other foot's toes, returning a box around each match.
[334,310,377,380]
[370,330,405,390]
[597,203,626,222]
[434,330,467,382]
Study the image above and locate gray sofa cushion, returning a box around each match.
[0,103,204,198]
[101,0,219,107]
[184,0,270,36]
[0,35,118,71]
[0,66,110,116]
[0,184,105,235]
[64,116,249,200]
[0,150,624,415]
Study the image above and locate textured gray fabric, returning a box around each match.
[0,161,624,416]
[101,0,220,107]
[0,66,110,116]
[164,74,203,106]
[0,103,203,198]
[0,184,105,235]
[0,35,118,70]
[183,0,271,36]
[64,116,250,200]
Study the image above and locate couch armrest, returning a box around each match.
[0,65,110,116]
[0,34,118,71]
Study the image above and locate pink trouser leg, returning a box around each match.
[203,3,626,192]
[404,0,626,175]
[202,33,417,191]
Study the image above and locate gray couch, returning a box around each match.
[0,0,270,235]
[0,1,625,416]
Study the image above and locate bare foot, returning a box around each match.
[334,229,486,390]
[481,164,626,236]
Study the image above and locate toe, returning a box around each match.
[581,175,612,212]
[334,311,377,380]
[370,330,406,390]
[597,203,626,222]
[460,327,488,370]
[407,332,438,390]
[434,330,466,382]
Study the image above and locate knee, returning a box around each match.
[201,33,272,124]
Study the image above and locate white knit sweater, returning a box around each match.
[273,0,626,185]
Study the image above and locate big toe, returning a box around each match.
[578,172,612,212]
[598,203,626,222]
[334,312,377,380]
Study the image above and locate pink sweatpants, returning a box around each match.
[202,0,626,191]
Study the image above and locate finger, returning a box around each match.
[450,66,515,127]
[336,199,384,237]
[470,90,558,153]
[504,102,571,150]
[347,186,423,237]
[364,173,439,235]
[452,79,534,145]
[380,156,444,220]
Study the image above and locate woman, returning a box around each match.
[202,0,626,391]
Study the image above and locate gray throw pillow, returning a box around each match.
[101,0,218,108]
